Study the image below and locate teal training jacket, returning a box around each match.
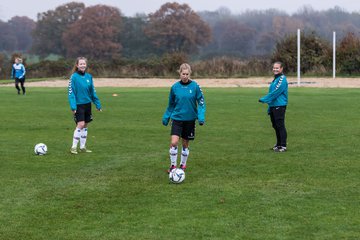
[68,71,101,111]
[162,80,206,125]
[259,74,288,109]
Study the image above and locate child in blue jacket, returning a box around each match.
[11,58,26,95]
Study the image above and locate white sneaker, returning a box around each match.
[70,147,78,154]
[80,148,92,153]
[274,146,287,152]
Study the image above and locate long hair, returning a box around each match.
[72,57,88,73]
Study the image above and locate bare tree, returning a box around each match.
[7,16,35,51]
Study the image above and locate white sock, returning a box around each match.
[180,147,189,166]
[72,128,81,148]
[169,146,178,166]
[80,128,88,149]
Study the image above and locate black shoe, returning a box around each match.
[167,165,176,173]
[274,146,287,152]
[180,164,187,171]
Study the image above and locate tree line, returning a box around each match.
[1,2,360,79]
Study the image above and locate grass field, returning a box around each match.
[0,86,359,239]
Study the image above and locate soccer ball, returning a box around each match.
[34,143,47,155]
[169,168,185,183]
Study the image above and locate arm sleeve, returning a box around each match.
[68,76,77,111]
[196,84,206,123]
[19,65,26,78]
[162,87,175,124]
[11,66,14,79]
[259,77,287,104]
[90,77,101,110]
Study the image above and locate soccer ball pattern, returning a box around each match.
[34,143,47,155]
[169,168,185,183]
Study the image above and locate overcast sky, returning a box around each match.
[0,0,359,21]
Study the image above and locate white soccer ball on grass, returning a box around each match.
[169,168,185,183]
[34,143,47,155]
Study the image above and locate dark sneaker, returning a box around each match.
[167,165,176,173]
[180,164,187,171]
[271,144,278,150]
[274,146,287,152]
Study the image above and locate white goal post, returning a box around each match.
[333,31,336,79]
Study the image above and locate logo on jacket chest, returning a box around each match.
[81,76,90,85]
[180,87,193,96]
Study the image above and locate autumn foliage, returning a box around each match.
[337,32,360,75]
[144,2,211,54]
[62,5,122,59]
[2,3,360,78]
[31,2,85,57]
[271,32,332,74]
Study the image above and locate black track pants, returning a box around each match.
[269,106,287,147]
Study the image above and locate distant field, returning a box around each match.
[2,77,360,88]
[0,87,359,239]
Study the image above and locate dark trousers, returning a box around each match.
[269,106,287,147]
[15,77,25,94]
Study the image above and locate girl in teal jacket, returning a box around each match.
[68,57,102,154]
[162,63,206,172]
[259,61,288,152]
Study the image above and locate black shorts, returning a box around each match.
[171,120,196,140]
[15,77,25,84]
[74,103,93,123]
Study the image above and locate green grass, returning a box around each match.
[0,78,66,85]
[0,86,359,239]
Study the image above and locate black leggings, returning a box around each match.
[269,106,287,147]
[15,77,25,94]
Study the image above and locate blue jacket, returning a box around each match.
[162,80,206,125]
[259,74,288,110]
[68,71,101,111]
[11,63,26,79]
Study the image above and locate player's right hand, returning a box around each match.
[162,118,169,126]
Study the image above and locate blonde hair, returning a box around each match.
[72,57,88,73]
[178,63,192,74]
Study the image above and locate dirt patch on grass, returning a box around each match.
[2,77,360,88]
